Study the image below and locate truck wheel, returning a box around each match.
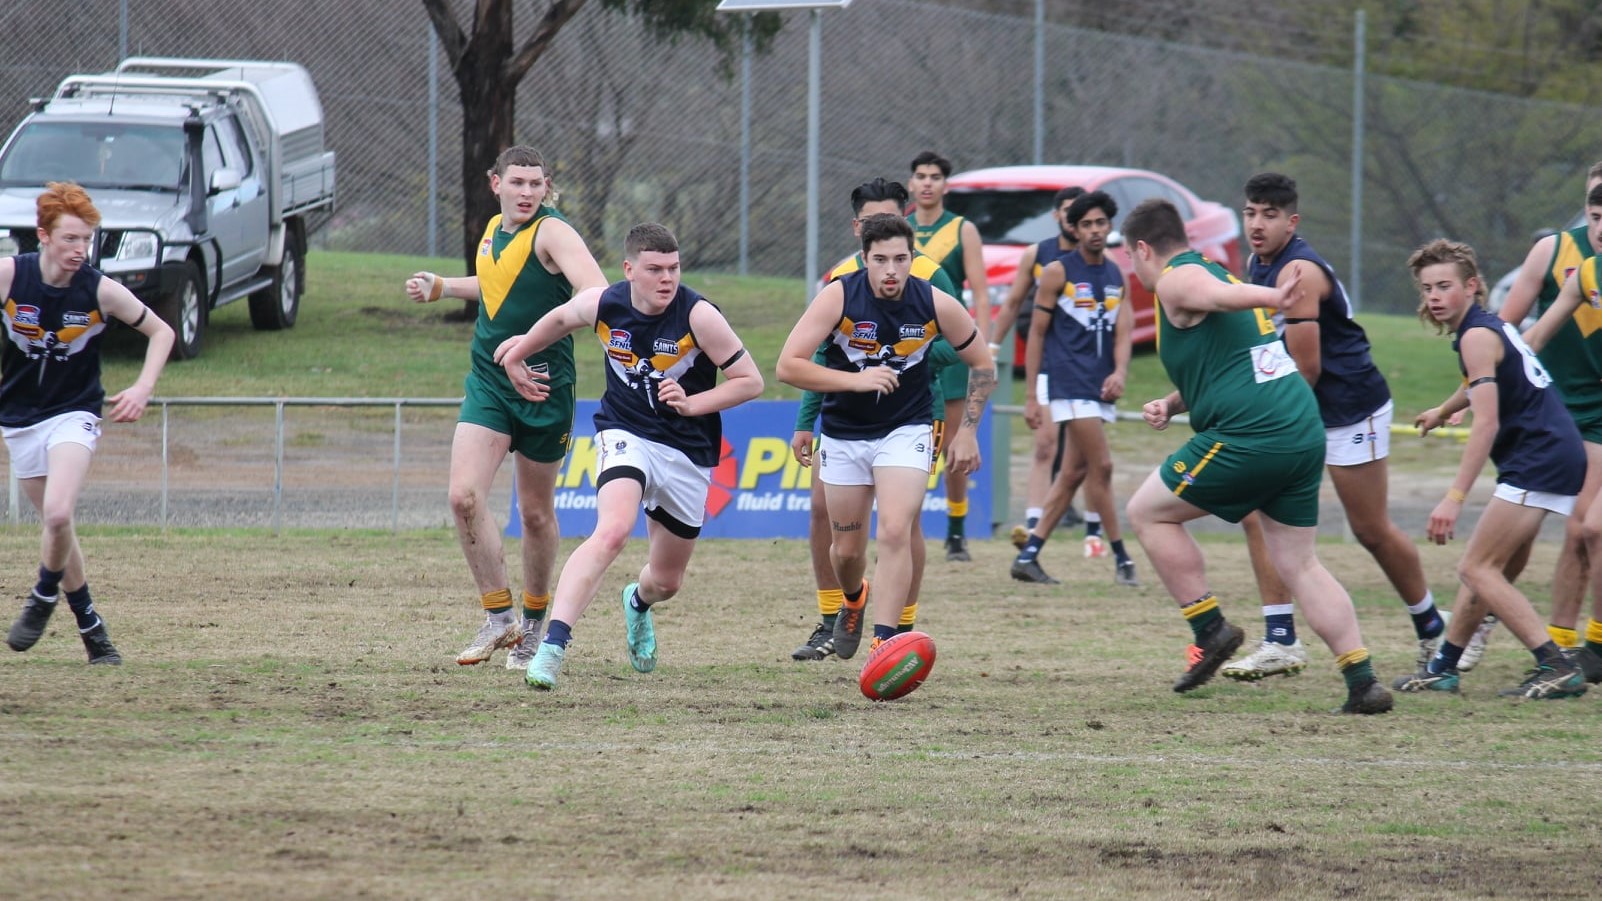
[159,261,206,360]
[249,226,302,331]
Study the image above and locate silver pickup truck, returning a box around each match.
[0,57,336,359]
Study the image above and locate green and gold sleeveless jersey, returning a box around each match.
[1156,251,1321,446]
[1574,255,1602,375]
[1533,225,1602,427]
[470,207,576,393]
[910,209,969,307]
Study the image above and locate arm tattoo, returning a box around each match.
[961,369,998,429]
[831,520,863,533]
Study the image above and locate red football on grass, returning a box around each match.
[858,631,937,701]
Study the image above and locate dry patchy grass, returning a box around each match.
[3,529,1600,899]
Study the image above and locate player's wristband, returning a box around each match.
[987,342,1001,354]
[1446,488,1467,503]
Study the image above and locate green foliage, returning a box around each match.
[1362,0,1602,102]
[599,0,783,74]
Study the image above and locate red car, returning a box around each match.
[942,165,1243,362]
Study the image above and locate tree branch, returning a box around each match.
[511,0,592,82]
[420,0,468,69]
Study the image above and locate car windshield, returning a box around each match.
[945,189,1060,245]
[0,121,183,190]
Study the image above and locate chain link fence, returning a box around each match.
[1,0,1599,313]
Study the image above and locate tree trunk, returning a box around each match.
[446,3,516,322]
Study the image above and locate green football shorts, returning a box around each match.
[459,373,575,464]
[1158,431,1324,527]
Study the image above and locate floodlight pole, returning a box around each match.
[739,15,753,275]
[1349,9,1366,311]
[1032,0,1044,164]
[427,26,439,258]
[805,9,822,293]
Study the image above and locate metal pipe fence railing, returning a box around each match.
[4,397,462,534]
[154,396,462,534]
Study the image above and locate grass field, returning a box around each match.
[21,252,1577,898]
[4,529,1600,899]
[99,250,1469,418]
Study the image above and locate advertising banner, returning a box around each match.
[508,400,992,539]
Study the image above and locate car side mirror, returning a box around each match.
[209,168,241,194]
[1106,230,1124,248]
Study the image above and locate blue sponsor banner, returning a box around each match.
[508,399,991,540]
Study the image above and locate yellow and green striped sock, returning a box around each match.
[817,588,844,617]
[947,499,969,540]
[1548,624,1579,648]
[1181,594,1222,641]
[480,587,513,616]
[1335,648,1376,690]
[522,591,549,623]
[1585,618,1602,657]
[897,601,918,632]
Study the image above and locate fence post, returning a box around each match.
[991,341,1014,533]
[393,401,404,534]
[274,401,285,536]
[160,402,170,532]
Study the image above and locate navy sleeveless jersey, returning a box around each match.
[1249,234,1389,427]
[592,280,722,467]
[1041,249,1122,402]
[1455,305,1584,495]
[820,270,942,440]
[1034,237,1074,277]
[0,253,108,427]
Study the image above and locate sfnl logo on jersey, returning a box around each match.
[605,329,633,363]
[848,321,878,352]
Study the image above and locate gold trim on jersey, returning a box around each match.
[476,214,547,320]
[3,298,105,354]
[1579,256,1602,338]
[596,322,701,381]
[835,315,939,366]
[914,217,964,266]
[827,253,945,283]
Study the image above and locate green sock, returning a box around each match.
[1339,652,1376,691]
[1181,594,1222,641]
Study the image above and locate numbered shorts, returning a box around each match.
[594,428,711,537]
[1325,400,1393,467]
[1158,432,1324,527]
[459,373,575,464]
[818,423,934,487]
[2,410,101,479]
[1492,482,1576,517]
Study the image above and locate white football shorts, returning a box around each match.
[817,423,934,487]
[594,428,712,529]
[1492,482,1576,517]
[1325,400,1393,467]
[2,410,101,479]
